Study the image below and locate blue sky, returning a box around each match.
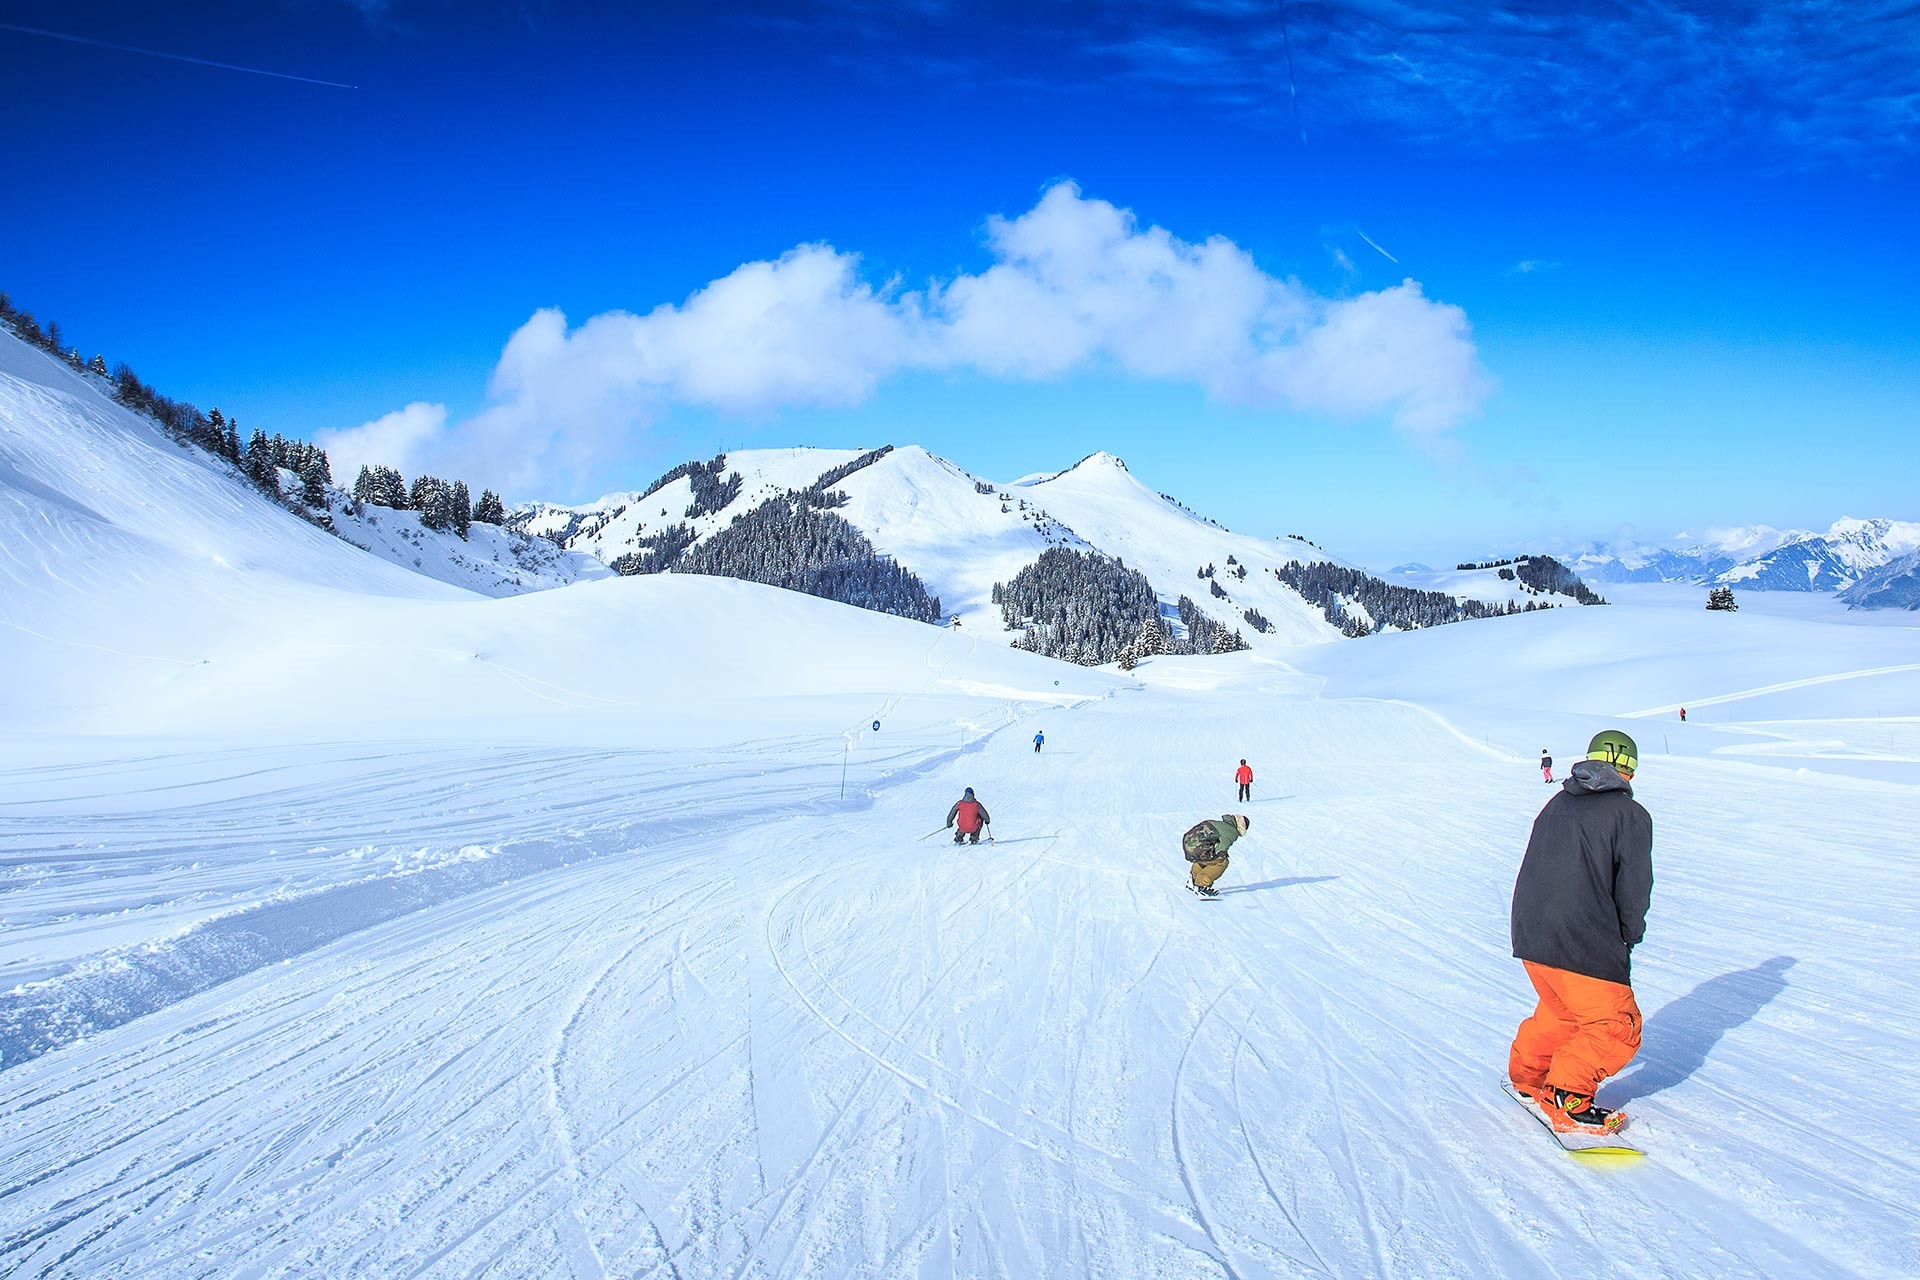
[3,0,1916,566]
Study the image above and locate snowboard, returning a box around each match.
[1185,881,1220,900]
[1501,1081,1642,1157]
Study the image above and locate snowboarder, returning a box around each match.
[1033,730,1044,754]
[1540,750,1553,784]
[944,787,991,845]
[1508,730,1653,1136]
[1235,759,1253,802]
[1182,814,1249,898]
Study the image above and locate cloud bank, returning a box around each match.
[321,182,1490,495]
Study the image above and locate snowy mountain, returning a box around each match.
[1838,548,1920,610]
[1571,518,1920,592]
[513,445,1441,652]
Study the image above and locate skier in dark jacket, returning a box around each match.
[1182,814,1249,898]
[1508,730,1653,1135]
[945,787,991,844]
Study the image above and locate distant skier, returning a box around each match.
[1508,730,1653,1136]
[1235,759,1254,802]
[1182,814,1249,898]
[1540,750,1553,784]
[944,787,992,845]
[1679,707,1687,722]
[1033,730,1045,754]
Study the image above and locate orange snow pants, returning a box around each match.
[1508,961,1641,1099]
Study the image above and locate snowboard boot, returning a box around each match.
[1545,1087,1626,1134]
[1187,881,1219,898]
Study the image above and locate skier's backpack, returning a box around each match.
[1182,820,1221,862]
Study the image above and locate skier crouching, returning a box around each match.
[1182,814,1249,898]
[945,787,991,845]
[1508,730,1652,1135]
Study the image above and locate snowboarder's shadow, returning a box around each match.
[1219,875,1339,895]
[1609,956,1797,1103]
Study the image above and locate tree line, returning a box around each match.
[1,289,342,518]
[1272,560,1560,636]
[351,464,506,539]
[602,452,941,623]
[993,548,1249,665]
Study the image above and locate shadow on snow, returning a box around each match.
[1611,955,1797,1103]
[1220,875,1341,895]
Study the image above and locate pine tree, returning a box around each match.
[88,354,108,376]
[300,453,332,507]
[246,430,277,491]
[450,481,472,538]
[473,489,507,525]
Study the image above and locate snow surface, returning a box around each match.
[3,333,1918,1278]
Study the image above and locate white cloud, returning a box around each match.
[340,182,1492,495]
[314,401,447,485]
[1507,259,1561,276]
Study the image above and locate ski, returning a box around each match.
[1501,1081,1641,1157]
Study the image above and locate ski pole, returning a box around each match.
[919,826,947,841]
[986,822,995,845]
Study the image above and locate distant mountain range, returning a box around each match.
[1838,550,1920,610]
[1568,518,1920,593]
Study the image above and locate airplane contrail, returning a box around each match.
[1278,0,1305,143]
[0,21,358,89]
[1355,228,1400,264]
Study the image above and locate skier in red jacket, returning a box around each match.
[1234,759,1253,802]
[944,787,992,845]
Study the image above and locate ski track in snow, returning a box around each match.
[2,663,1916,1279]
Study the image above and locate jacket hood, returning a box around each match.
[1562,759,1633,796]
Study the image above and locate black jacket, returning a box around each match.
[1510,761,1653,985]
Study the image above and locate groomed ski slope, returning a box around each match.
[4,609,1916,1278]
[3,329,1916,1277]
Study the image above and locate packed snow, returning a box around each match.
[2,331,1917,1278]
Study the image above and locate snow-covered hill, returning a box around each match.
[0,331,604,608]
[1573,517,1920,592]
[5,325,1918,1278]
[1393,555,1603,607]
[324,496,608,597]
[516,445,1346,648]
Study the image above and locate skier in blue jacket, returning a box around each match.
[1033,730,1045,754]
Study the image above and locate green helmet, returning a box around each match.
[1587,729,1639,776]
